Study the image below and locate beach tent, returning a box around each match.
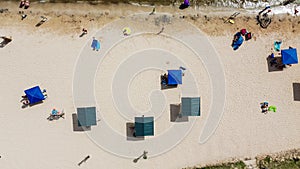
[232,32,244,50]
[168,70,182,85]
[24,86,45,104]
[181,97,200,116]
[77,107,97,127]
[134,116,154,137]
[281,48,298,65]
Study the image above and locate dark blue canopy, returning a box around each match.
[77,107,97,127]
[135,116,154,137]
[168,70,182,85]
[281,48,298,65]
[24,86,45,104]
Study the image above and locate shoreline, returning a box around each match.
[1,2,299,37]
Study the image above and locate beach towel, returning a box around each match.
[274,41,282,51]
[268,106,277,112]
[95,40,100,51]
[91,39,98,49]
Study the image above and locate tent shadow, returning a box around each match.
[72,113,91,132]
[126,122,144,141]
[21,101,43,109]
[292,83,300,101]
[170,104,188,122]
[267,56,283,72]
[161,84,177,90]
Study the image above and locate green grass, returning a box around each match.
[258,156,300,169]
[184,160,246,169]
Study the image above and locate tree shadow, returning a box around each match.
[170,104,188,122]
[292,83,300,101]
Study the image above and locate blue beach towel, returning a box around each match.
[274,41,282,51]
[232,32,244,50]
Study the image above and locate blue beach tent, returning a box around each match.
[134,116,154,137]
[281,48,298,65]
[24,86,45,104]
[168,70,182,85]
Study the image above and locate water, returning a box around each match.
[6,0,300,15]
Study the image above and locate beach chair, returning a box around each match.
[224,12,240,24]
[47,109,65,121]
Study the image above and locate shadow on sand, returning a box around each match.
[72,113,91,132]
[292,83,300,101]
[170,104,188,122]
[126,122,144,141]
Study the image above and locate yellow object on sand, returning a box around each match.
[123,27,131,36]
[229,19,235,24]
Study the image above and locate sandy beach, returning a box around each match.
[0,1,300,169]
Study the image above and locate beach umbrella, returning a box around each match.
[167,70,183,85]
[24,86,45,104]
[123,27,131,36]
[134,116,154,137]
[184,0,190,6]
[281,48,298,65]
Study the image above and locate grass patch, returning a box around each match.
[258,155,300,169]
[184,160,246,169]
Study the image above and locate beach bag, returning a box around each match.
[245,32,252,41]
[240,29,247,36]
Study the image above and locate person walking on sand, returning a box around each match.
[19,0,25,8]
[24,0,30,9]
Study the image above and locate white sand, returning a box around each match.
[0,2,300,169]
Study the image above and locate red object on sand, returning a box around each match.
[240,29,247,36]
